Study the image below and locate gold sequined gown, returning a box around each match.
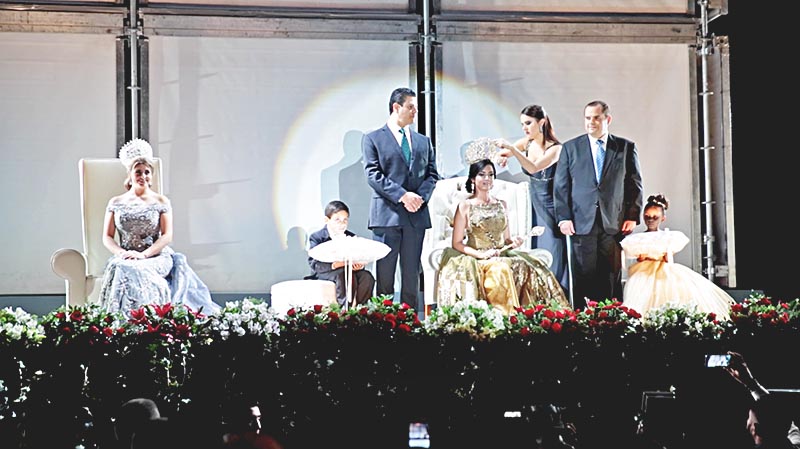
[436,202,569,315]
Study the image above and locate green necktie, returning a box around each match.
[399,128,411,163]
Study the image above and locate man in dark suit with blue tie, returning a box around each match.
[362,87,440,312]
[554,100,643,306]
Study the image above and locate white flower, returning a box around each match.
[424,298,506,339]
[210,297,281,340]
[0,307,45,345]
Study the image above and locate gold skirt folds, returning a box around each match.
[436,247,569,315]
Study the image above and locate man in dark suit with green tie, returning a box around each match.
[362,87,440,312]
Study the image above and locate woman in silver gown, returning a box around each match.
[97,139,219,316]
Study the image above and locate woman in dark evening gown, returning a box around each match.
[494,104,568,296]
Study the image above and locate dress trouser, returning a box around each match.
[371,225,425,312]
[315,268,376,307]
[569,210,623,306]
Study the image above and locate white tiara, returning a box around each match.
[464,137,502,165]
[118,138,154,169]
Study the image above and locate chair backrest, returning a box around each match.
[424,176,531,250]
[80,158,163,280]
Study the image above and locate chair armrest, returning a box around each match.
[428,247,445,272]
[51,248,90,307]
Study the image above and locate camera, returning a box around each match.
[408,422,430,448]
[705,354,731,368]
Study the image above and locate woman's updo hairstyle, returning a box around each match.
[465,159,495,194]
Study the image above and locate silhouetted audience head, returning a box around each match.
[130,417,174,449]
[224,397,263,437]
[748,394,795,446]
[114,398,161,447]
[222,397,283,449]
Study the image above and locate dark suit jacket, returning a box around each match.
[362,124,440,230]
[554,133,643,235]
[307,228,356,276]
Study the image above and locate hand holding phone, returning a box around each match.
[705,354,731,368]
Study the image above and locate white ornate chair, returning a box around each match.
[421,176,552,308]
[51,158,162,306]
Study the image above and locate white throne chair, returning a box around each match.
[51,158,163,306]
[420,176,552,308]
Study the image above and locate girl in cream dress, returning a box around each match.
[621,194,734,319]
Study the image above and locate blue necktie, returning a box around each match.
[399,128,411,163]
[595,139,605,183]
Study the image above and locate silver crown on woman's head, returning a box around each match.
[464,137,502,165]
[118,138,154,169]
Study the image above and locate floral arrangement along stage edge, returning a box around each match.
[1,292,799,448]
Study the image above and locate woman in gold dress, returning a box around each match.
[436,159,569,315]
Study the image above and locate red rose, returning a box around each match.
[552,322,563,333]
[397,310,407,320]
[398,323,411,333]
[103,327,114,337]
[55,312,66,320]
[287,308,296,317]
[383,299,394,307]
[523,309,535,319]
[89,325,100,334]
[520,327,530,336]
[358,307,368,316]
[314,304,323,313]
[327,311,339,322]
[69,310,83,321]
[541,318,552,329]
[509,315,518,325]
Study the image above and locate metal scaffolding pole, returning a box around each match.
[698,0,715,281]
[421,0,433,138]
[127,0,140,139]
